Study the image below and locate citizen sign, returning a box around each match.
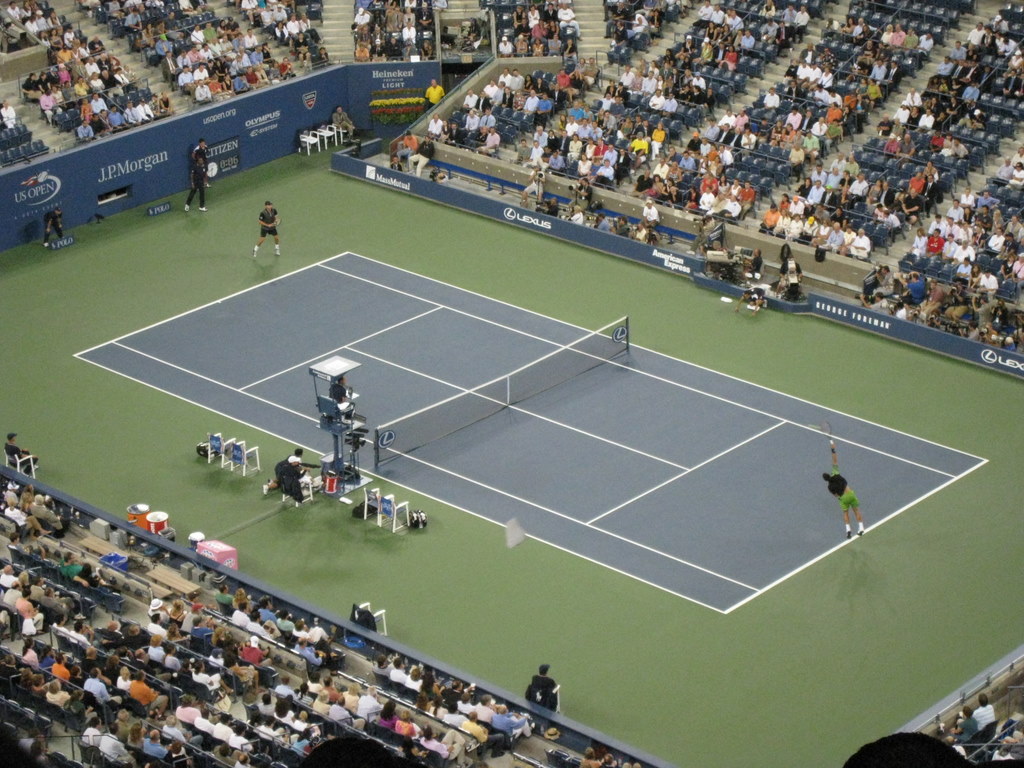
[502,207,552,230]
[980,348,1024,371]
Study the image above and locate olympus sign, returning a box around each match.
[14,171,62,206]
[245,110,281,137]
[503,207,552,230]
[980,348,1024,371]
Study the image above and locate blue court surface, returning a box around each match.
[77,253,987,612]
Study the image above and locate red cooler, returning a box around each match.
[146,511,169,534]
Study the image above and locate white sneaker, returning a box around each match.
[199,207,208,212]
[274,247,280,255]
[261,483,268,496]
[184,204,190,212]
[252,248,258,257]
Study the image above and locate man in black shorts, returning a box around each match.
[184,138,208,212]
[252,200,280,257]
[42,206,63,247]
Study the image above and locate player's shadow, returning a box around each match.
[834,545,887,605]
[251,258,284,279]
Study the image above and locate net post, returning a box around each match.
[625,316,630,352]
[373,428,380,469]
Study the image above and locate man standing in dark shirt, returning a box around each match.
[184,138,208,212]
[252,200,280,257]
[525,664,558,709]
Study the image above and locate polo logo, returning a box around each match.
[303,91,318,109]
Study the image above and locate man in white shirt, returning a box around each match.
[558,2,579,35]
[974,694,997,729]
[357,687,383,722]
[763,86,780,109]
[642,199,660,227]
[212,714,234,743]
[507,69,524,91]
[0,101,16,129]
[850,229,872,260]
[806,180,826,205]
[967,22,986,47]
[619,65,637,90]
[951,240,975,264]
[427,115,444,139]
[99,725,132,764]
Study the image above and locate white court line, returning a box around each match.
[318,262,577,354]
[352,346,689,472]
[110,342,318,424]
[341,252,985,465]
[721,456,989,614]
[75,260,329,357]
[387,446,758,593]
[587,421,785,525]
[76,250,989,610]
[239,306,444,391]
[327,254,962,478]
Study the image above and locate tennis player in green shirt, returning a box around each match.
[823,441,865,539]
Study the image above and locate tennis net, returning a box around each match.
[374,316,630,465]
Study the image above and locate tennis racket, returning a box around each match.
[820,419,835,450]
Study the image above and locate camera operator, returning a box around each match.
[941,281,973,324]
[571,178,594,212]
[777,246,803,301]
[520,169,544,207]
[743,247,763,280]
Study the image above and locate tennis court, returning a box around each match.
[75,252,985,612]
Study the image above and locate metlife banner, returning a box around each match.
[808,293,1024,379]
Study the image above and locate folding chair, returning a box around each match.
[377,494,409,533]
[355,601,387,635]
[11,453,37,478]
[207,433,223,464]
[298,130,320,155]
[360,487,380,520]
[220,438,237,469]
